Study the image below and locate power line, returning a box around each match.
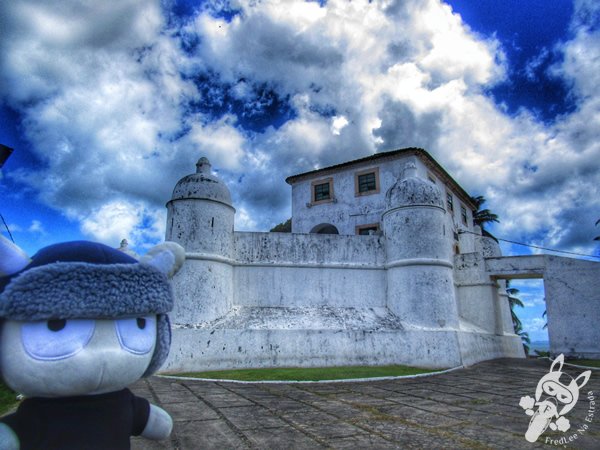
[0,213,15,243]
[458,229,600,260]
[0,144,15,243]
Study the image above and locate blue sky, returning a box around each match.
[1,0,599,343]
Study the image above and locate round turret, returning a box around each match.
[385,163,443,209]
[165,157,235,254]
[170,157,232,206]
[382,162,458,329]
[166,156,236,324]
[382,162,448,262]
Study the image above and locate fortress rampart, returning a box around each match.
[161,157,528,372]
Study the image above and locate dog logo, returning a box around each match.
[519,354,591,443]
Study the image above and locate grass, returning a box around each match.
[0,380,19,416]
[567,359,600,368]
[537,354,600,369]
[171,364,444,382]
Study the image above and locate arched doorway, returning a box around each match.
[310,223,339,234]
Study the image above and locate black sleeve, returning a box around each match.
[130,392,151,436]
[0,412,19,436]
[1,406,39,449]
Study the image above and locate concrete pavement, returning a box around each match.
[131,358,600,449]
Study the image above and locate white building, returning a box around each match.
[162,148,599,373]
[287,147,476,253]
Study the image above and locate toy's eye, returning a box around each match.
[115,316,156,355]
[47,319,66,331]
[21,319,95,360]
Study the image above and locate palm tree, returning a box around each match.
[506,281,530,355]
[506,281,524,330]
[514,321,531,356]
[542,309,548,330]
[471,195,500,231]
[471,195,500,243]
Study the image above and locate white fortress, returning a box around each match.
[162,148,600,372]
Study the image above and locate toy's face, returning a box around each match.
[0,316,156,397]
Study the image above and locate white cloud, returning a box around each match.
[235,206,258,231]
[0,0,597,254]
[184,115,247,171]
[28,220,46,235]
[0,0,199,246]
[522,317,547,333]
[81,200,165,249]
[331,115,349,136]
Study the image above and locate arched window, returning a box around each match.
[310,223,339,234]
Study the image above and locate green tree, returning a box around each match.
[542,309,548,330]
[514,321,531,356]
[270,218,291,233]
[471,195,499,231]
[506,281,524,330]
[506,281,530,355]
[470,195,500,243]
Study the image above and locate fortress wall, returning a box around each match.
[234,232,385,266]
[543,255,600,358]
[164,328,464,372]
[233,232,386,308]
[234,266,386,308]
[454,252,502,334]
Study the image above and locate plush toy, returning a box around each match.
[0,236,185,450]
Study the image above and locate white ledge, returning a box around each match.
[185,252,383,270]
[385,258,453,269]
[185,253,453,270]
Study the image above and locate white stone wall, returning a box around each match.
[165,328,467,372]
[454,252,510,335]
[233,232,386,308]
[544,256,600,358]
[170,259,234,326]
[234,231,385,266]
[485,254,600,359]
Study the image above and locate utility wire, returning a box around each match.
[0,212,15,243]
[458,229,600,259]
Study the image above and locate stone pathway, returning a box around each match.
[131,358,600,449]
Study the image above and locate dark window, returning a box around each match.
[358,226,377,235]
[357,224,379,235]
[461,205,468,225]
[357,172,377,193]
[314,182,330,201]
[354,168,379,197]
[447,193,454,212]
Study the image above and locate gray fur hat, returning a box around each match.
[0,239,185,376]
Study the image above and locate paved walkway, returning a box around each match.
[131,358,600,449]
